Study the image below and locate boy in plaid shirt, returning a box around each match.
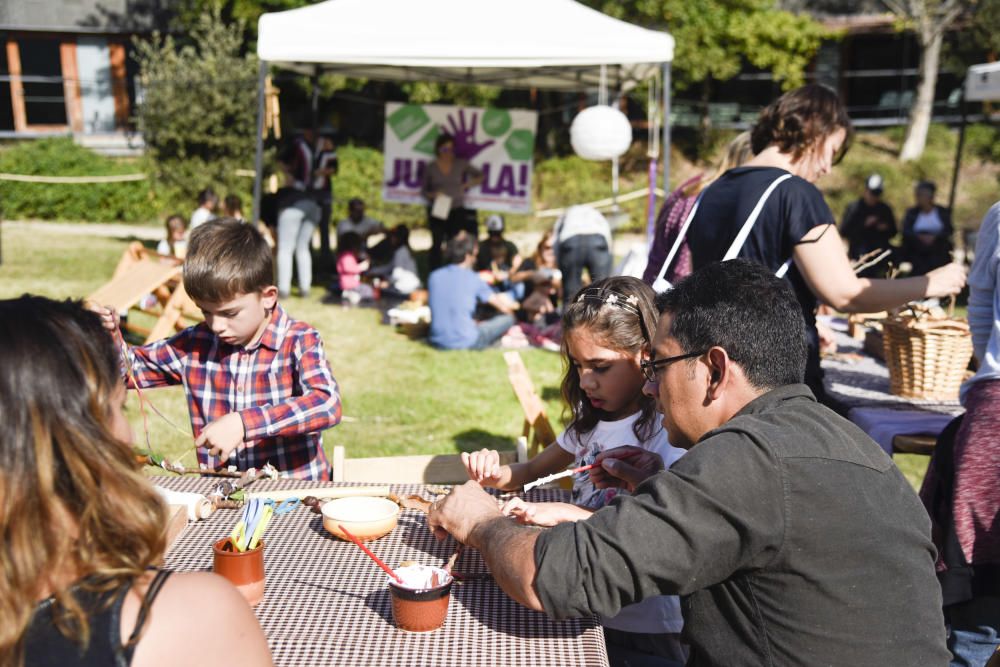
[96,219,340,479]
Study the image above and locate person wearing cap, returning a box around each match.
[902,180,954,276]
[476,215,522,289]
[839,174,897,276]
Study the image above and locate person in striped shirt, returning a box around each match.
[94,218,341,480]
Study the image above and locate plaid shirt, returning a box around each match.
[126,305,340,480]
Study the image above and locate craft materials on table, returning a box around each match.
[155,486,215,520]
[247,485,390,502]
[159,478,610,666]
[339,523,404,583]
[389,564,453,592]
[227,499,274,552]
[523,462,597,492]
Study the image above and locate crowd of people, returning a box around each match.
[6,82,999,667]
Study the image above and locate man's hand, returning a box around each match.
[427,481,503,545]
[590,446,665,493]
[195,412,246,461]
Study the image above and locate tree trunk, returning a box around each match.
[900,27,943,161]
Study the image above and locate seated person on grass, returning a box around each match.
[93,219,341,480]
[476,215,522,295]
[365,224,422,298]
[428,233,517,350]
[2,295,271,667]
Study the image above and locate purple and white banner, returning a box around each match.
[382,102,537,214]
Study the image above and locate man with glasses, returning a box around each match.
[429,259,949,666]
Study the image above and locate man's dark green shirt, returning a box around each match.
[534,385,949,666]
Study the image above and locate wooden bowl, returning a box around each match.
[322,496,399,541]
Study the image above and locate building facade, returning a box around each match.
[0,0,170,139]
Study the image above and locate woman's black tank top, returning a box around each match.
[23,569,173,667]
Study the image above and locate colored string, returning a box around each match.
[112,325,197,462]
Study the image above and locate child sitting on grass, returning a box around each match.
[94,218,341,480]
[336,232,374,305]
[463,276,687,666]
[156,214,188,259]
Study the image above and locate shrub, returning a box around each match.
[963,123,1000,163]
[0,138,156,222]
[134,8,258,214]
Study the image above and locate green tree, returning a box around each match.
[884,0,976,161]
[134,7,259,208]
[584,0,829,95]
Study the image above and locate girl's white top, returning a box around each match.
[557,412,686,634]
[962,201,1000,403]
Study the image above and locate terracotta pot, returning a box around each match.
[389,580,452,632]
[212,538,266,606]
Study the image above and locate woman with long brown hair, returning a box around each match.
[685,84,966,410]
[0,296,271,667]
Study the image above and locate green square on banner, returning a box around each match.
[388,105,431,141]
[504,129,535,161]
[413,125,441,155]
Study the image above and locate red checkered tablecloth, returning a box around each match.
[155,477,609,667]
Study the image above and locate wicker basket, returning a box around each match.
[882,315,973,400]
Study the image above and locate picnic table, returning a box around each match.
[821,317,964,455]
[155,476,609,667]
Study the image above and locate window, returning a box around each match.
[18,37,67,126]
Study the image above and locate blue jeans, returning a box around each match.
[558,233,612,304]
[277,202,318,297]
[473,313,515,350]
[947,596,1000,667]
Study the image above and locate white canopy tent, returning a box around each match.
[948,62,1000,214]
[251,0,674,223]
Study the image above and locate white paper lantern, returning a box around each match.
[570,105,633,161]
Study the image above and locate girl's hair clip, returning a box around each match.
[577,289,641,312]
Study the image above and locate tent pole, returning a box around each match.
[661,62,671,200]
[250,60,268,227]
[311,69,320,132]
[946,87,966,222]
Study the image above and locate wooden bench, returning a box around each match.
[331,441,527,485]
[87,242,202,343]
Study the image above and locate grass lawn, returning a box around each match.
[0,223,568,469]
[0,222,934,489]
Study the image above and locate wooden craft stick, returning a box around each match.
[246,486,391,502]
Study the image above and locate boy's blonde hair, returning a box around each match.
[184,218,273,302]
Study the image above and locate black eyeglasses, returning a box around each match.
[640,350,708,383]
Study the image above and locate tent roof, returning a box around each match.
[257,0,673,91]
[965,61,1000,102]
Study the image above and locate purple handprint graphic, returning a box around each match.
[443,109,495,160]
